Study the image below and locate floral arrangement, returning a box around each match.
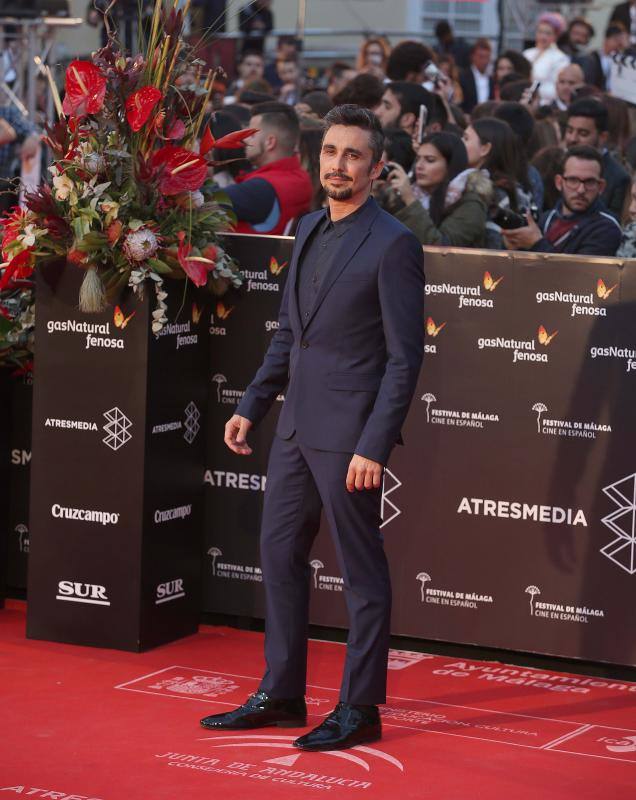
[0,0,251,333]
[0,283,34,372]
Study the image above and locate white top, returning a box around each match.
[522,44,570,103]
[471,66,491,104]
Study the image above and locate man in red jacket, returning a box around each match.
[226,102,312,235]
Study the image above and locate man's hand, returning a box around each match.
[346,454,383,493]
[501,212,543,251]
[224,414,253,455]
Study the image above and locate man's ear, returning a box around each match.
[555,174,563,192]
[265,132,277,153]
[370,159,385,180]
[598,178,607,195]
[599,130,609,147]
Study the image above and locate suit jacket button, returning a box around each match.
[301,341,309,349]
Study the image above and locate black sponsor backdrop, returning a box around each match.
[27,260,209,650]
[6,374,32,591]
[207,241,636,667]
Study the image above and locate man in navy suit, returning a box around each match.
[200,105,425,751]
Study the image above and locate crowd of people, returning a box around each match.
[206,6,636,259]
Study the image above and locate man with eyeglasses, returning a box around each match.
[501,145,622,256]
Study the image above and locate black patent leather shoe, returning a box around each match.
[293,703,381,751]
[200,691,307,730]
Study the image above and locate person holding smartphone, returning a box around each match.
[385,131,492,247]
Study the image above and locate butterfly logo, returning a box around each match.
[216,301,234,321]
[192,302,202,324]
[113,305,135,329]
[269,256,288,276]
[537,325,558,346]
[483,271,504,292]
[597,278,617,300]
[426,317,446,337]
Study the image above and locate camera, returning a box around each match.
[492,207,528,230]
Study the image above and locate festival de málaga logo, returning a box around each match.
[191,302,203,325]
[597,278,617,301]
[537,325,558,346]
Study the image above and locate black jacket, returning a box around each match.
[531,198,622,256]
[459,68,494,113]
[575,51,607,90]
[602,150,631,219]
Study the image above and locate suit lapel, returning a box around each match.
[288,210,326,333]
[302,200,379,331]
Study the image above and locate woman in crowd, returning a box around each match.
[356,36,391,79]
[462,117,533,248]
[617,175,636,258]
[437,54,464,105]
[494,50,532,99]
[523,13,570,104]
[531,146,565,213]
[386,132,492,247]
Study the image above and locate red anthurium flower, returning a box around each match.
[62,60,107,117]
[199,125,215,156]
[125,86,163,132]
[151,146,208,196]
[176,231,210,287]
[0,249,34,290]
[213,127,258,150]
[12,360,33,377]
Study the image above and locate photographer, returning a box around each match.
[385,132,492,247]
[501,146,621,256]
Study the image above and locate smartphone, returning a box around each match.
[528,80,541,101]
[417,103,428,145]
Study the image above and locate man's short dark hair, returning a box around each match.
[323,104,384,164]
[569,17,595,38]
[240,49,264,63]
[383,128,415,172]
[562,144,604,174]
[386,81,436,122]
[471,37,492,55]
[566,98,609,132]
[434,20,452,40]
[386,40,435,81]
[251,101,300,153]
[300,90,334,118]
[329,61,355,81]
[332,74,385,109]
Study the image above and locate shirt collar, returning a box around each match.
[323,195,374,237]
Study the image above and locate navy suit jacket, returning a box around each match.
[236,197,425,465]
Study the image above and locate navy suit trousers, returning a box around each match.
[258,435,392,705]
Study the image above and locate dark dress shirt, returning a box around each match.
[296,197,373,323]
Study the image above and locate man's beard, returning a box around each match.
[324,184,354,200]
[563,195,592,214]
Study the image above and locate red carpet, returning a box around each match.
[1,600,635,799]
